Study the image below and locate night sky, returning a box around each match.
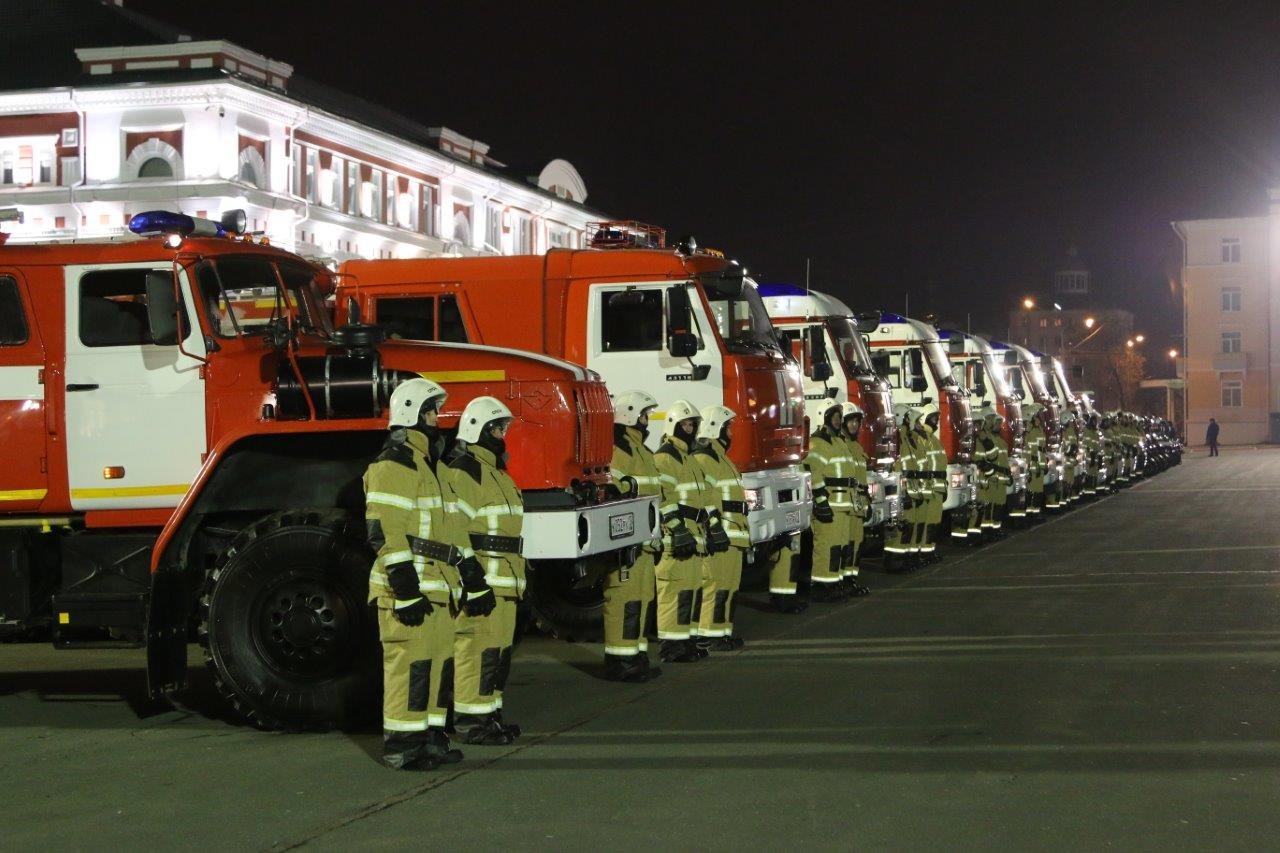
[128,1,1280,346]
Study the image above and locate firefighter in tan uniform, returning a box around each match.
[653,400,718,663]
[604,390,664,683]
[448,396,526,746]
[364,378,468,771]
[768,536,806,613]
[839,402,872,596]
[1023,403,1046,517]
[917,402,948,561]
[692,404,751,649]
[884,404,925,570]
[803,402,853,601]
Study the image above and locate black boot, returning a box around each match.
[382,731,440,771]
[456,713,516,746]
[493,709,521,739]
[770,593,807,614]
[707,635,745,651]
[659,639,702,663]
[424,728,464,765]
[604,653,661,683]
[847,581,871,596]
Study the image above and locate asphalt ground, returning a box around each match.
[2,446,1279,851]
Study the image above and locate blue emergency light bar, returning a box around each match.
[879,311,910,324]
[129,210,226,238]
[756,283,808,298]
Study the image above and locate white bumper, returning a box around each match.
[944,463,977,511]
[741,465,811,545]
[868,470,901,528]
[522,495,659,560]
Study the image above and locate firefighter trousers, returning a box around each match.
[694,547,743,638]
[844,514,865,578]
[378,598,455,738]
[603,549,656,657]
[811,514,849,586]
[655,551,701,640]
[768,542,800,596]
[884,503,914,557]
[454,594,518,716]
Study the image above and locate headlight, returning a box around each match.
[804,479,813,501]
[948,471,966,489]
[743,488,761,512]
[867,481,882,500]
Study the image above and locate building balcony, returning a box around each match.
[1213,351,1251,371]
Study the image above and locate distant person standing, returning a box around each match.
[1206,418,1220,457]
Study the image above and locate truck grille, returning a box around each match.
[572,381,614,469]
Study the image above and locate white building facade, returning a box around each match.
[0,38,598,261]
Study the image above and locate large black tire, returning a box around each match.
[526,558,604,642]
[199,510,378,732]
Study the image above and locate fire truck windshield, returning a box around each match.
[982,352,1012,397]
[194,256,333,339]
[1023,357,1051,399]
[700,275,781,355]
[826,317,877,377]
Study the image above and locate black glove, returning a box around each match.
[463,587,497,618]
[813,501,835,524]
[669,524,697,559]
[619,475,638,497]
[706,522,731,554]
[457,556,497,617]
[392,596,432,627]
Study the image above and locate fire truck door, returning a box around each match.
[63,264,207,510]
[0,269,47,512]
[588,281,724,451]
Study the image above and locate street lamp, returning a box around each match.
[1135,334,1145,343]
[1168,348,1178,359]
[1022,297,1035,309]
[1084,317,1096,329]
[1126,339,1135,348]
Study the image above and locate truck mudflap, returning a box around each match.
[943,464,978,511]
[145,566,191,698]
[741,466,811,546]
[868,470,901,529]
[522,495,659,560]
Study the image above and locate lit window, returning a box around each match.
[1,149,12,184]
[1221,379,1243,408]
[1221,237,1241,263]
[1220,331,1242,354]
[347,162,360,216]
[421,184,438,237]
[485,203,502,251]
[1220,287,1241,312]
[513,215,532,254]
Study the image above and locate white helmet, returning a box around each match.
[910,400,939,427]
[387,378,447,429]
[840,401,864,419]
[697,404,736,441]
[613,389,658,427]
[662,399,701,437]
[891,401,913,425]
[815,400,842,430]
[458,395,513,443]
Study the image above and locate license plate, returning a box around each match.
[609,513,635,540]
[786,510,801,527]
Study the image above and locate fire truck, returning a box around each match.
[758,284,902,538]
[337,224,810,637]
[991,340,1065,497]
[865,313,977,528]
[0,210,654,730]
[938,329,1029,521]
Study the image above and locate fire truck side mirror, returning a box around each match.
[665,284,698,358]
[1004,350,1018,366]
[145,269,181,346]
[870,351,891,379]
[972,363,987,396]
[806,325,833,382]
[910,375,929,393]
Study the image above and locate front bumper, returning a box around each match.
[742,465,811,545]
[943,464,977,511]
[522,495,659,560]
[868,470,901,528]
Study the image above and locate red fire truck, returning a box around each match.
[0,210,652,730]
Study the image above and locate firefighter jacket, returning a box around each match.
[447,443,526,599]
[843,436,871,518]
[804,427,856,512]
[895,426,929,506]
[693,438,752,549]
[611,425,663,553]
[974,426,1009,485]
[919,426,949,497]
[363,428,467,606]
[1025,422,1046,479]
[655,433,718,550]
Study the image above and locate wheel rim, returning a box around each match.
[253,569,361,680]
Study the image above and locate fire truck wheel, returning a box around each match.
[525,559,604,642]
[199,510,378,732]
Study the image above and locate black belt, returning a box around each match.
[469,533,523,555]
[408,536,461,565]
[678,504,708,523]
[910,471,943,480]
[722,499,748,515]
[825,477,854,487]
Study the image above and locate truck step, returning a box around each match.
[51,592,147,648]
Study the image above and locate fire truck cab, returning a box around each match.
[866,313,978,521]
[938,329,1029,519]
[0,210,654,730]
[337,226,811,597]
[758,284,902,534]
[992,340,1065,492]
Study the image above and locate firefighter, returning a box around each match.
[692,404,752,649]
[1023,403,1046,518]
[982,407,1010,536]
[364,378,467,771]
[916,402,947,561]
[1061,411,1079,505]
[884,403,924,570]
[1082,413,1101,496]
[803,401,853,600]
[839,401,872,596]
[654,400,719,663]
[448,395,525,746]
[604,390,664,683]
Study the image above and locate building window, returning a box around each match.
[1038,318,1048,328]
[0,276,29,345]
[548,225,574,249]
[304,148,318,202]
[385,176,396,225]
[347,162,360,216]
[60,156,80,186]
[1221,379,1243,408]
[1,150,11,184]
[514,214,533,254]
[370,172,384,221]
[421,184,438,237]
[138,157,173,178]
[1053,318,1062,327]
[1220,331,1242,354]
[1221,237,1241,263]
[485,203,502,251]
[1220,287,1242,312]
[601,289,663,352]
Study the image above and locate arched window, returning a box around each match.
[452,211,472,247]
[237,146,266,189]
[138,157,173,178]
